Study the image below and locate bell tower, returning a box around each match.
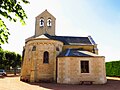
[35,10,56,37]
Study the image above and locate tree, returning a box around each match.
[5,51,13,70]
[0,0,29,45]
[12,53,22,75]
[0,48,5,69]
[0,50,22,75]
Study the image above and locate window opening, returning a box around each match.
[43,51,49,63]
[32,46,36,51]
[47,18,52,27]
[40,18,44,27]
[81,61,89,73]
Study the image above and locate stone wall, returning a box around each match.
[21,38,63,82]
[57,57,107,84]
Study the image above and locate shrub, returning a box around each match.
[106,60,120,77]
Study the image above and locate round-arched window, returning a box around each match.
[32,46,36,51]
[43,51,49,63]
[47,18,52,27]
[39,18,44,27]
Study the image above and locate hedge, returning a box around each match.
[106,60,120,76]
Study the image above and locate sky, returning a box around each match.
[2,0,120,62]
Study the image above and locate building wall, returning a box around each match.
[63,45,98,54]
[57,57,107,84]
[21,38,63,82]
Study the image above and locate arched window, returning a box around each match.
[39,18,44,27]
[56,47,59,51]
[32,46,36,51]
[47,18,52,27]
[43,51,49,63]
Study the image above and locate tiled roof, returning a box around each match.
[44,34,94,45]
[58,49,98,57]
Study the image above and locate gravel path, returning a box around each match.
[0,75,120,90]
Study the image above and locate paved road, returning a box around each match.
[0,75,51,90]
[0,75,120,90]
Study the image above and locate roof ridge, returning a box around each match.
[52,35,88,38]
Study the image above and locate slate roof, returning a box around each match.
[44,34,96,45]
[58,49,98,57]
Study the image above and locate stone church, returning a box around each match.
[21,10,107,84]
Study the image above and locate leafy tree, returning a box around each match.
[0,0,29,45]
[0,49,22,75]
[5,51,12,70]
[12,53,22,75]
[0,48,5,68]
[5,51,22,75]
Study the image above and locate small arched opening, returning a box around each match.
[43,51,49,63]
[47,18,52,27]
[39,17,44,27]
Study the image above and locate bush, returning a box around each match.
[106,60,120,77]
